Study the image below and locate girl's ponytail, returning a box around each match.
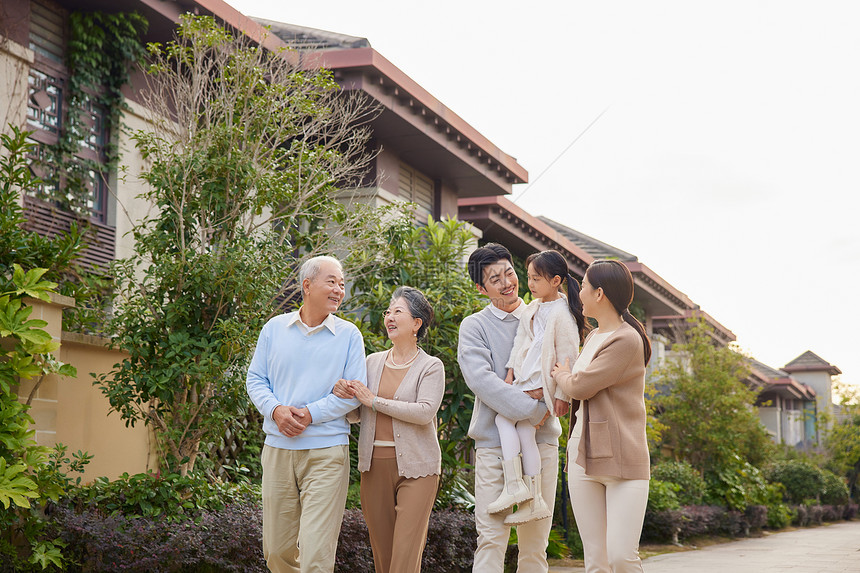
[565,273,588,342]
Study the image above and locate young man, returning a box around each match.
[246,256,366,573]
[458,243,561,573]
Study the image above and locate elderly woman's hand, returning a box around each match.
[332,379,356,399]
[348,380,376,408]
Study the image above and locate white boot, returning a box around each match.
[487,456,532,514]
[504,474,552,525]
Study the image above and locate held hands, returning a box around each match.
[273,404,312,437]
[332,379,375,407]
[553,398,570,417]
[551,357,571,379]
[332,379,355,399]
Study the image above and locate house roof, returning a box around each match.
[252,20,370,50]
[255,21,527,197]
[538,216,637,262]
[749,358,788,380]
[458,195,736,344]
[783,350,842,376]
[749,358,816,401]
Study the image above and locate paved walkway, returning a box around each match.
[549,520,860,572]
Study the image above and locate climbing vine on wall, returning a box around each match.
[40,11,147,218]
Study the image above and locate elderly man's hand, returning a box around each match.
[273,405,312,437]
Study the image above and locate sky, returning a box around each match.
[233,0,860,392]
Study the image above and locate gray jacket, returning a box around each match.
[458,305,561,449]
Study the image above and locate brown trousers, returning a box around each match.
[359,453,439,573]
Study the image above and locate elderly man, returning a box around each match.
[458,243,560,572]
[246,255,365,573]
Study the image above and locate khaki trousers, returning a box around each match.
[473,443,559,572]
[567,460,649,573]
[261,444,350,573]
[359,456,439,573]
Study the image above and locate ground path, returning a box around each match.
[549,520,860,572]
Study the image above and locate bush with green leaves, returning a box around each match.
[765,459,826,504]
[820,469,850,505]
[652,460,707,506]
[647,479,681,513]
[0,266,89,571]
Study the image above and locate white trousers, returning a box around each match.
[473,443,558,573]
[567,460,649,573]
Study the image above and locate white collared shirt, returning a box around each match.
[286,309,337,337]
[487,298,526,322]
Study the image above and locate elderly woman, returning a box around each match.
[334,286,444,573]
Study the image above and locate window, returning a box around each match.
[398,162,434,222]
[25,0,109,224]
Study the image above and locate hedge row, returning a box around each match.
[48,504,475,573]
[642,503,859,544]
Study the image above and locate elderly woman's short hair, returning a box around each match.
[392,286,434,341]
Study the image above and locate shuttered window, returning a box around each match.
[398,162,434,223]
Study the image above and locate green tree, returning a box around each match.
[97,16,393,476]
[656,317,774,476]
[822,380,860,500]
[344,216,485,505]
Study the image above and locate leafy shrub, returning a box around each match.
[335,509,374,572]
[679,505,725,539]
[715,509,745,537]
[641,509,684,543]
[652,461,706,505]
[743,505,767,532]
[844,503,859,520]
[54,502,265,572]
[66,471,260,520]
[647,479,681,512]
[422,510,476,572]
[705,456,781,511]
[765,460,825,504]
[820,470,850,505]
[336,508,476,573]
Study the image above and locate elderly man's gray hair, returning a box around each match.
[299,255,344,286]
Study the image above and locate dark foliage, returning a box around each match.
[54,502,265,572]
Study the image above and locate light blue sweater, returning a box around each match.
[246,311,366,450]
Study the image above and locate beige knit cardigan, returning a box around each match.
[349,349,445,478]
[552,322,650,480]
[506,297,579,416]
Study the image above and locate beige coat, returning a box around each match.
[350,349,445,478]
[506,297,579,416]
[552,322,650,480]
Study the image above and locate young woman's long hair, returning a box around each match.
[526,250,588,342]
[584,259,652,365]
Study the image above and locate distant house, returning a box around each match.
[782,351,844,431]
[751,358,817,446]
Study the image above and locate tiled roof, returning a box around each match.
[537,216,637,262]
[253,19,371,50]
[783,350,842,375]
[749,358,788,380]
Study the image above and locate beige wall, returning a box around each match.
[16,295,154,482]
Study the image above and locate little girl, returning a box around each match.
[488,249,588,525]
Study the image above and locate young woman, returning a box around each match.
[551,259,652,573]
[333,286,443,573]
[488,250,587,525]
